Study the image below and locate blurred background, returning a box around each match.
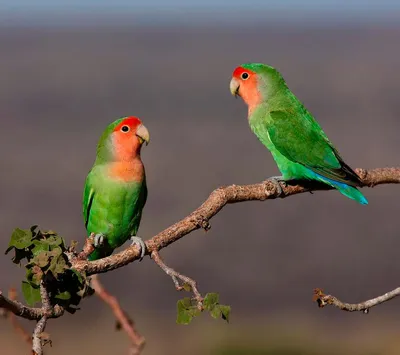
[1,1,400,354]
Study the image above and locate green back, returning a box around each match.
[247,63,362,186]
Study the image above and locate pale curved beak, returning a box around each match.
[136,124,150,145]
[230,77,240,98]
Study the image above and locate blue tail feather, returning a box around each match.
[313,173,368,205]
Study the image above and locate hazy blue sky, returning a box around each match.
[1,0,400,25]
[2,0,400,12]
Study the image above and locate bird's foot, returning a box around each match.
[93,233,106,248]
[268,175,286,196]
[130,236,146,261]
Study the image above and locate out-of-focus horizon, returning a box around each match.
[1,0,400,27]
[1,1,400,354]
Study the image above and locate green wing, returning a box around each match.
[268,110,361,186]
[82,167,147,238]
[82,170,95,231]
[129,180,147,236]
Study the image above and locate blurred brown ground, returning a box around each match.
[0,23,399,354]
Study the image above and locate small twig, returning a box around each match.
[90,275,145,355]
[6,288,32,345]
[76,234,95,260]
[32,282,52,355]
[313,287,400,313]
[0,291,63,321]
[151,251,203,309]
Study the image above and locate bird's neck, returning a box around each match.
[248,102,269,121]
[105,157,145,183]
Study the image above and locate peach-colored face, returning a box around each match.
[112,116,148,161]
[230,66,262,108]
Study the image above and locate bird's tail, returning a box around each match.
[318,176,368,205]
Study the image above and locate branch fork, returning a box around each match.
[152,251,204,310]
[1,167,400,353]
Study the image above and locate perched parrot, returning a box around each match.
[83,116,149,261]
[229,63,367,204]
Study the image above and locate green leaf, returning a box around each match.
[21,281,41,306]
[31,241,50,256]
[42,230,57,236]
[176,298,193,325]
[71,269,83,284]
[176,297,201,325]
[48,253,66,278]
[8,248,30,264]
[210,305,222,319]
[65,305,79,314]
[34,252,50,268]
[48,246,62,257]
[219,305,231,322]
[203,293,219,311]
[4,245,14,255]
[55,291,71,300]
[42,236,63,248]
[8,228,32,249]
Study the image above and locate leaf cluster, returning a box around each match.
[176,292,230,325]
[5,226,92,312]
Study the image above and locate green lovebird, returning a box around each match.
[230,63,367,204]
[83,116,149,261]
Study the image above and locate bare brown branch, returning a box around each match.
[313,287,400,313]
[76,233,95,260]
[0,291,64,321]
[72,167,400,275]
[1,166,399,338]
[151,251,203,309]
[32,282,52,355]
[90,275,145,355]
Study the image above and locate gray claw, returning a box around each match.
[93,233,105,248]
[130,236,146,261]
[269,175,286,195]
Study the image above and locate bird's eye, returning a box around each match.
[241,72,249,80]
[121,125,130,132]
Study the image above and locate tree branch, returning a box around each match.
[151,251,203,309]
[90,275,145,355]
[313,287,400,313]
[32,282,52,355]
[1,166,399,338]
[72,167,400,275]
[0,291,63,321]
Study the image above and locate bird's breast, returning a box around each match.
[107,160,145,182]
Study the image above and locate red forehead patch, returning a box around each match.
[232,66,254,79]
[114,116,142,132]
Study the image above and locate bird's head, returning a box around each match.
[230,63,284,108]
[97,116,150,163]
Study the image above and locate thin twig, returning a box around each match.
[32,282,52,355]
[90,275,145,355]
[313,287,400,313]
[76,234,95,260]
[151,251,203,309]
[72,167,400,276]
[0,291,63,321]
